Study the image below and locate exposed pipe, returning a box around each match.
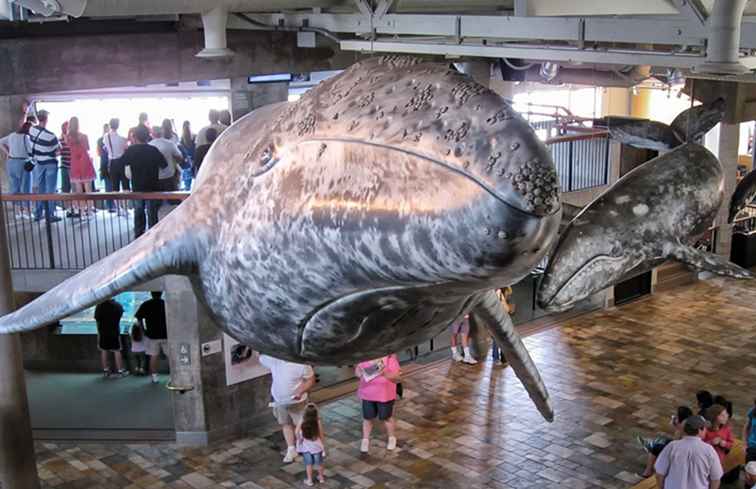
[196,5,235,59]
[13,0,85,17]
[234,12,341,44]
[694,0,750,74]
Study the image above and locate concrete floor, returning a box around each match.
[27,371,174,439]
[33,275,756,488]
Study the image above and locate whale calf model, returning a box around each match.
[0,56,750,421]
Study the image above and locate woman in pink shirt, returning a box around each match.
[356,354,401,453]
[704,404,734,467]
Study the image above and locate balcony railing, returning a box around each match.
[1,192,189,271]
[546,131,611,192]
[1,132,610,272]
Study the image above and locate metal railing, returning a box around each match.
[0,131,611,272]
[1,192,189,270]
[545,131,611,192]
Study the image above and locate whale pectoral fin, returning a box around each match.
[472,290,554,422]
[605,117,680,151]
[0,200,201,334]
[670,98,725,143]
[729,170,756,223]
[671,244,753,279]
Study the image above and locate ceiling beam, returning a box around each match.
[339,39,716,69]
[228,13,710,46]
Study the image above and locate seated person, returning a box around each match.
[704,404,734,467]
[638,406,692,478]
[697,390,714,416]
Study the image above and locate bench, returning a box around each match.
[631,439,746,489]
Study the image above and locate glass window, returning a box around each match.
[57,291,152,335]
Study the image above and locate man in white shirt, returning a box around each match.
[655,415,723,489]
[196,109,228,146]
[259,355,316,463]
[103,118,130,188]
[148,121,183,192]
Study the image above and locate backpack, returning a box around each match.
[131,322,143,342]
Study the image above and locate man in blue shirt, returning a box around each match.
[29,110,61,222]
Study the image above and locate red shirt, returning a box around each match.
[703,424,734,466]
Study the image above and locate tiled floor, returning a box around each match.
[35,276,756,488]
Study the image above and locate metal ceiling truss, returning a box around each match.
[229,8,756,72]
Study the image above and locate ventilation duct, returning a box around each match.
[196,5,235,58]
[13,0,86,17]
[694,0,750,75]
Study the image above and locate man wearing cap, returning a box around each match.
[655,415,723,489]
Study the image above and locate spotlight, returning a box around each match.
[539,62,559,82]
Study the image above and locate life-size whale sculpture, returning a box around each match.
[540,99,751,311]
[538,143,752,312]
[0,56,750,422]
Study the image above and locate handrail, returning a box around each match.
[544,131,610,145]
[0,192,190,202]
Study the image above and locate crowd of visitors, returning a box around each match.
[1,108,228,233]
[636,390,756,488]
[93,291,168,383]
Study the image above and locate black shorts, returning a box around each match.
[98,332,121,352]
[747,446,756,463]
[362,400,395,421]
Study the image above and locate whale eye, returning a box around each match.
[249,143,279,177]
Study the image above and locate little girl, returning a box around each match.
[296,403,325,486]
[130,321,147,375]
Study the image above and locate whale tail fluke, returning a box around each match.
[472,290,554,422]
[671,243,753,280]
[0,198,203,334]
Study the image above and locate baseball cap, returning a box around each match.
[746,462,756,476]
[684,415,710,431]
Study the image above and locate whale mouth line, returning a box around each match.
[301,137,561,218]
[541,254,626,308]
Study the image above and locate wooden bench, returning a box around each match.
[631,439,746,489]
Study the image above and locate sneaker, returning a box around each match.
[117,369,130,378]
[387,436,397,450]
[451,351,463,362]
[360,438,370,453]
[317,475,325,483]
[151,373,159,384]
[462,355,478,365]
[48,216,62,223]
[102,370,111,379]
[303,479,314,487]
[283,446,297,463]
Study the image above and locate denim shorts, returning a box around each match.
[302,451,323,467]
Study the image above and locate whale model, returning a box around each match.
[0,56,750,422]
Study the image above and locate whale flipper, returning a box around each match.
[671,243,753,279]
[729,170,756,223]
[0,200,202,334]
[472,290,553,422]
[605,118,680,151]
[670,98,726,143]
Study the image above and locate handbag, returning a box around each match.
[23,160,34,172]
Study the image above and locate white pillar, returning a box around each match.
[715,122,740,257]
